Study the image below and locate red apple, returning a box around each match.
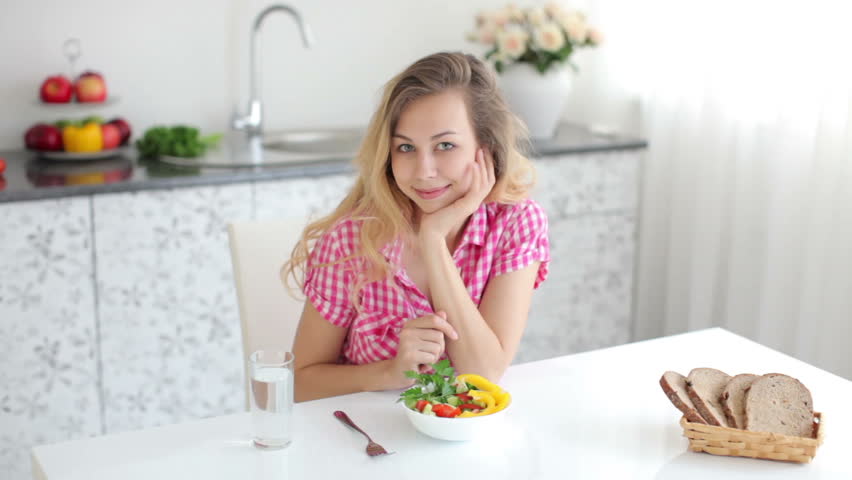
[107,117,132,145]
[101,124,121,150]
[24,124,64,151]
[74,71,108,102]
[40,75,73,103]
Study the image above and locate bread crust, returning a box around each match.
[686,368,731,427]
[660,371,707,424]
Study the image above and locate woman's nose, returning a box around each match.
[414,151,437,178]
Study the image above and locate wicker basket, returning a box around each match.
[680,413,824,463]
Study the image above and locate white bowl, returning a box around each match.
[402,402,508,441]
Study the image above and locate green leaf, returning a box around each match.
[434,359,454,377]
[441,383,455,396]
[404,370,420,379]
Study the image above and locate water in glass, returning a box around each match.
[250,351,294,449]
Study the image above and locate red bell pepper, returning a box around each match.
[432,403,462,418]
[455,393,473,402]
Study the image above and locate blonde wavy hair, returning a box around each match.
[282,51,536,306]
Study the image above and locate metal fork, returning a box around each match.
[333,410,393,457]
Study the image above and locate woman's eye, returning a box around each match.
[397,144,414,153]
[436,142,455,151]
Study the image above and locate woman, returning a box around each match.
[283,52,550,402]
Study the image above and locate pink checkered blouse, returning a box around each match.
[303,198,550,365]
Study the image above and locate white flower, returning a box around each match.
[491,8,511,27]
[525,6,547,26]
[505,4,524,22]
[587,28,603,45]
[473,24,499,46]
[497,28,528,59]
[490,50,515,66]
[558,11,584,29]
[533,22,566,52]
[562,16,588,44]
[544,2,565,19]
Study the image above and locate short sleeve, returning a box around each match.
[491,199,551,288]
[303,223,357,328]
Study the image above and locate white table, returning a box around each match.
[31,328,852,479]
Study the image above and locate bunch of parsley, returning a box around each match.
[398,359,474,405]
[135,125,222,158]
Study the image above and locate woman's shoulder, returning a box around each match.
[313,216,363,258]
[487,198,548,230]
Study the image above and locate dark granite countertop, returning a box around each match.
[0,123,645,204]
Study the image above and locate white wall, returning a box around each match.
[0,0,631,151]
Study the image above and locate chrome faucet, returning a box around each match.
[232,4,314,137]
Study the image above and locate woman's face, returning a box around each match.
[390,89,479,215]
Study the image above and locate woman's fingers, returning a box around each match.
[407,312,458,340]
[415,327,446,347]
[482,147,496,187]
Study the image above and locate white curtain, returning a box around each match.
[586,0,852,379]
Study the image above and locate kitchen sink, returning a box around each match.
[157,128,365,168]
[263,127,364,156]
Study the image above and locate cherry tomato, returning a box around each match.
[0,157,6,174]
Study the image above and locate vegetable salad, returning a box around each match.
[398,360,511,418]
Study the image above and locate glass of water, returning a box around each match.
[249,350,294,449]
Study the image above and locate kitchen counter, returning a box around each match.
[0,123,646,203]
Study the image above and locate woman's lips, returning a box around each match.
[414,185,450,200]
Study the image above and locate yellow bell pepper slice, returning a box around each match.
[459,390,496,417]
[491,391,512,413]
[456,374,502,394]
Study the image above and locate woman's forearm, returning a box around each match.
[294,360,396,402]
[419,233,508,380]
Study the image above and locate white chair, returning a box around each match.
[227,219,307,409]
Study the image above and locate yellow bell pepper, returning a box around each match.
[457,374,502,394]
[62,123,103,152]
[459,390,497,417]
[491,390,512,413]
[457,373,513,417]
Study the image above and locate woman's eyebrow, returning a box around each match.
[392,130,458,141]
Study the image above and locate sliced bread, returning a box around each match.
[720,373,759,428]
[659,371,707,424]
[686,368,731,427]
[744,373,814,438]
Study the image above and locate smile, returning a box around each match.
[413,185,450,200]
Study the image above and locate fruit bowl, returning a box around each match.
[30,147,129,161]
[401,401,509,441]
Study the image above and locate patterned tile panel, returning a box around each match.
[93,185,252,433]
[0,198,101,480]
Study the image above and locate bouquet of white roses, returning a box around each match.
[466,2,602,74]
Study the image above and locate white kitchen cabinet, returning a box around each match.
[521,151,639,362]
[92,184,253,433]
[0,197,101,478]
